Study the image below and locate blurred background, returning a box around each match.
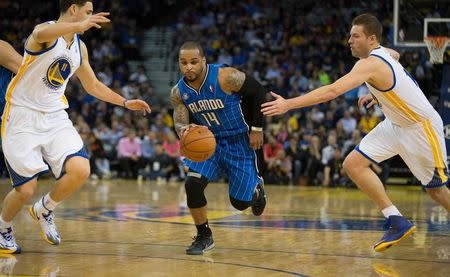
[0,0,448,187]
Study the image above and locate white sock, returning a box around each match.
[36,193,59,213]
[0,216,12,230]
[381,205,402,218]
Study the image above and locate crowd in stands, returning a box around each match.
[0,0,447,186]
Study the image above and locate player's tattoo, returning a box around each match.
[223,68,245,92]
[170,84,189,136]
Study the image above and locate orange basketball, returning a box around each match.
[181,126,216,162]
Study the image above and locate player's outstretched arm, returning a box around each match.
[75,41,150,114]
[261,58,375,116]
[170,84,191,137]
[0,40,22,74]
[31,12,110,44]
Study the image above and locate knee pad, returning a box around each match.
[229,196,252,211]
[185,172,208,208]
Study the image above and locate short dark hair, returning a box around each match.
[179,41,204,57]
[352,14,382,42]
[59,0,90,13]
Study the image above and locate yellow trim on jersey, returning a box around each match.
[383,91,422,123]
[61,95,68,106]
[1,54,36,138]
[423,120,448,182]
[382,90,447,182]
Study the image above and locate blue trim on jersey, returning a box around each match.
[5,159,50,187]
[56,146,90,179]
[76,34,82,65]
[25,39,58,55]
[369,54,396,92]
[355,145,379,165]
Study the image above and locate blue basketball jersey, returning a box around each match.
[0,66,13,117]
[177,64,249,139]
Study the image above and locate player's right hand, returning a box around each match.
[358,94,377,109]
[180,124,203,138]
[78,12,110,33]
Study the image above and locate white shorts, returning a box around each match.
[1,105,87,187]
[357,119,448,188]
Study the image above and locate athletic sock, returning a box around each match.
[196,220,212,236]
[381,205,402,218]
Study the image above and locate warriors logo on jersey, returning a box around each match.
[44,57,72,89]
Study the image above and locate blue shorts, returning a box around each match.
[184,133,262,201]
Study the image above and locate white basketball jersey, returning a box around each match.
[365,46,440,127]
[5,21,82,112]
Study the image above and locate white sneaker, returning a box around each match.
[0,227,20,254]
[29,204,61,245]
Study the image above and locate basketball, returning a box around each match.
[181,126,216,162]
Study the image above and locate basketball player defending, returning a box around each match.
[0,0,151,254]
[262,14,450,252]
[171,41,267,255]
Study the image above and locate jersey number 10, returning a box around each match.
[201,112,221,126]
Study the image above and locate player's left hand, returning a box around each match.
[261,92,289,116]
[125,99,151,115]
[249,130,263,150]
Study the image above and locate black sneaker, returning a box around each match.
[186,234,214,255]
[251,183,266,216]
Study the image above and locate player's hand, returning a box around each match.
[124,99,151,115]
[180,123,204,138]
[77,12,110,32]
[358,94,377,109]
[249,130,263,150]
[261,92,289,116]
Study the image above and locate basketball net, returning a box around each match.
[424,36,449,64]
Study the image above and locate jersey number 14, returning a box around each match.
[201,112,221,126]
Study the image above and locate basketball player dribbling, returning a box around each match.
[171,41,267,255]
[262,14,450,252]
[0,0,151,254]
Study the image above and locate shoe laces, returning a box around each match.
[43,211,55,225]
[1,228,14,242]
[191,234,209,247]
[383,217,392,231]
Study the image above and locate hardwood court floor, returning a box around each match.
[0,178,448,276]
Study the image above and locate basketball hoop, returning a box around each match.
[424,36,449,64]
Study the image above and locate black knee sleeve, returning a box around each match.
[229,196,252,211]
[185,172,208,208]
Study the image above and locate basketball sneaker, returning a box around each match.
[251,183,266,216]
[0,227,20,254]
[373,215,416,252]
[29,204,61,245]
[186,234,215,255]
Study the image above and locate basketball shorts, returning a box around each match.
[357,118,449,188]
[1,105,88,187]
[184,133,263,201]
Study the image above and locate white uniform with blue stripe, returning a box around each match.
[1,22,88,187]
[357,46,448,187]
[178,64,262,201]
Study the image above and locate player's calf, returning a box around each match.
[426,186,450,211]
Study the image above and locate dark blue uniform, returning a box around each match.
[178,64,262,201]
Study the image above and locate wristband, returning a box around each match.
[123,99,128,108]
[251,126,263,132]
